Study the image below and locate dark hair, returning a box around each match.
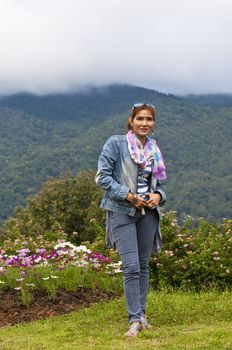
[125,103,156,132]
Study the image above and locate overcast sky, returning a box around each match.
[0,0,232,95]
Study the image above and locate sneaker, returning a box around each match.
[124,321,141,337]
[140,315,153,330]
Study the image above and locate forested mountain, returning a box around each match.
[0,84,231,223]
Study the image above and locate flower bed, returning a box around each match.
[0,236,122,307]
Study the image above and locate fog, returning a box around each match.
[0,0,232,95]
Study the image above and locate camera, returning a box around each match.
[141,194,149,201]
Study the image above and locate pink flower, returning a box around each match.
[171,219,178,227]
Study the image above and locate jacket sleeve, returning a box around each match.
[95,137,130,201]
[155,180,166,207]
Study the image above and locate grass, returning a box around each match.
[0,289,231,350]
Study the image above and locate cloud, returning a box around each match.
[0,0,232,95]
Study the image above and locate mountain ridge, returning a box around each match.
[0,84,231,222]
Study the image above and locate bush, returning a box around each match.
[150,212,232,291]
[2,171,105,245]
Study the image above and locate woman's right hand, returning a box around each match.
[126,193,146,209]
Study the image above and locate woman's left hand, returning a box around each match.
[145,192,161,209]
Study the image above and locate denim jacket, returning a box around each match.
[95,135,167,253]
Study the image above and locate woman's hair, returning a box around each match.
[125,103,156,132]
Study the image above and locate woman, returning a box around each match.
[95,103,167,337]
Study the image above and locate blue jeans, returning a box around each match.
[110,208,159,323]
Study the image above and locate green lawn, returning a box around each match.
[0,290,231,350]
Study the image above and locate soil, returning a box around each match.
[0,288,117,327]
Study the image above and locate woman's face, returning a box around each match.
[130,109,155,141]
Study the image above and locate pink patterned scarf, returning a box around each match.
[126,130,167,180]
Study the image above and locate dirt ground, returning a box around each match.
[0,288,116,327]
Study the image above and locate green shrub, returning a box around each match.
[150,212,232,291]
[2,171,105,244]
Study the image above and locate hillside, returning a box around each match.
[0,84,231,222]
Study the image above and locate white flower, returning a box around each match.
[226,270,230,274]
[164,250,174,256]
[75,245,91,253]
[54,242,91,254]
[51,275,58,279]
[93,263,101,268]
[71,261,88,267]
[54,241,75,250]
[107,262,123,269]
[42,277,50,280]
[212,251,219,256]
[0,280,5,284]
[56,249,69,256]
[114,268,123,273]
